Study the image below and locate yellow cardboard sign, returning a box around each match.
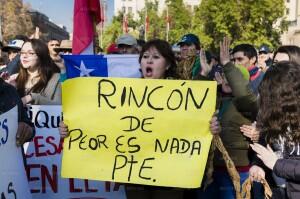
[61,77,217,188]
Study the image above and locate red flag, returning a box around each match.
[72,0,102,54]
[145,15,150,32]
[122,14,128,33]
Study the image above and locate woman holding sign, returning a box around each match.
[139,39,178,80]
[60,39,183,199]
[16,39,61,105]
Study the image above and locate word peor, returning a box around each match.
[98,79,209,111]
[1,182,16,199]
[112,155,155,182]
[0,119,8,147]
[155,138,201,156]
[68,129,108,150]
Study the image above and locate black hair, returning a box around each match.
[272,45,300,65]
[139,39,178,78]
[14,35,30,42]
[232,44,257,64]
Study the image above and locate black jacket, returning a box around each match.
[0,54,20,75]
[0,78,35,165]
[0,78,30,124]
[273,158,300,199]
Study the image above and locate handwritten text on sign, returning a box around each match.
[25,105,126,199]
[62,77,217,188]
[0,106,32,199]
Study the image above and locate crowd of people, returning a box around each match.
[0,31,299,199]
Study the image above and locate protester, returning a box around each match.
[15,39,61,105]
[197,37,258,199]
[0,77,34,165]
[116,34,138,54]
[207,54,223,80]
[240,45,300,141]
[139,39,178,79]
[106,43,119,54]
[59,39,182,199]
[231,44,264,95]
[257,44,272,72]
[176,33,212,80]
[54,40,72,55]
[249,61,300,199]
[2,39,24,62]
[46,38,67,73]
[0,37,26,75]
[47,38,61,60]
[272,45,300,64]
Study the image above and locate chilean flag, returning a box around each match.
[72,0,102,54]
[63,55,142,79]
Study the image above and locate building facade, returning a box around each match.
[281,0,300,45]
[113,0,201,19]
[29,10,69,41]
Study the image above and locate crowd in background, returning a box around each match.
[0,30,299,199]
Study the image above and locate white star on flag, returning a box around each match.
[73,61,95,77]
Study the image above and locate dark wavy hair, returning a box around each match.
[272,45,300,65]
[139,39,178,78]
[16,39,59,96]
[257,61,300,143]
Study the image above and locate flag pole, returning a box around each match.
[144,7,147,41]
[166,7,169,42]
[100,2,104,50]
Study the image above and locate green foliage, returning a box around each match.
[101,11,139,51]
[101,16,122,51]
[102,0,194,50]
[0,0,33,42]
[102,0,287,52]
[138,0,165,40]
[165,0,193,44]
[193,0,287,51]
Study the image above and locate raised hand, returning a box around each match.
[214,71,224,85]
[199,49,212,76]
[214,72,232,93]
[220,37,231,66]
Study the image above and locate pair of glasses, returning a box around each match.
[20,51,36,56]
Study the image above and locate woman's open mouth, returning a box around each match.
[145,66,153,77]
